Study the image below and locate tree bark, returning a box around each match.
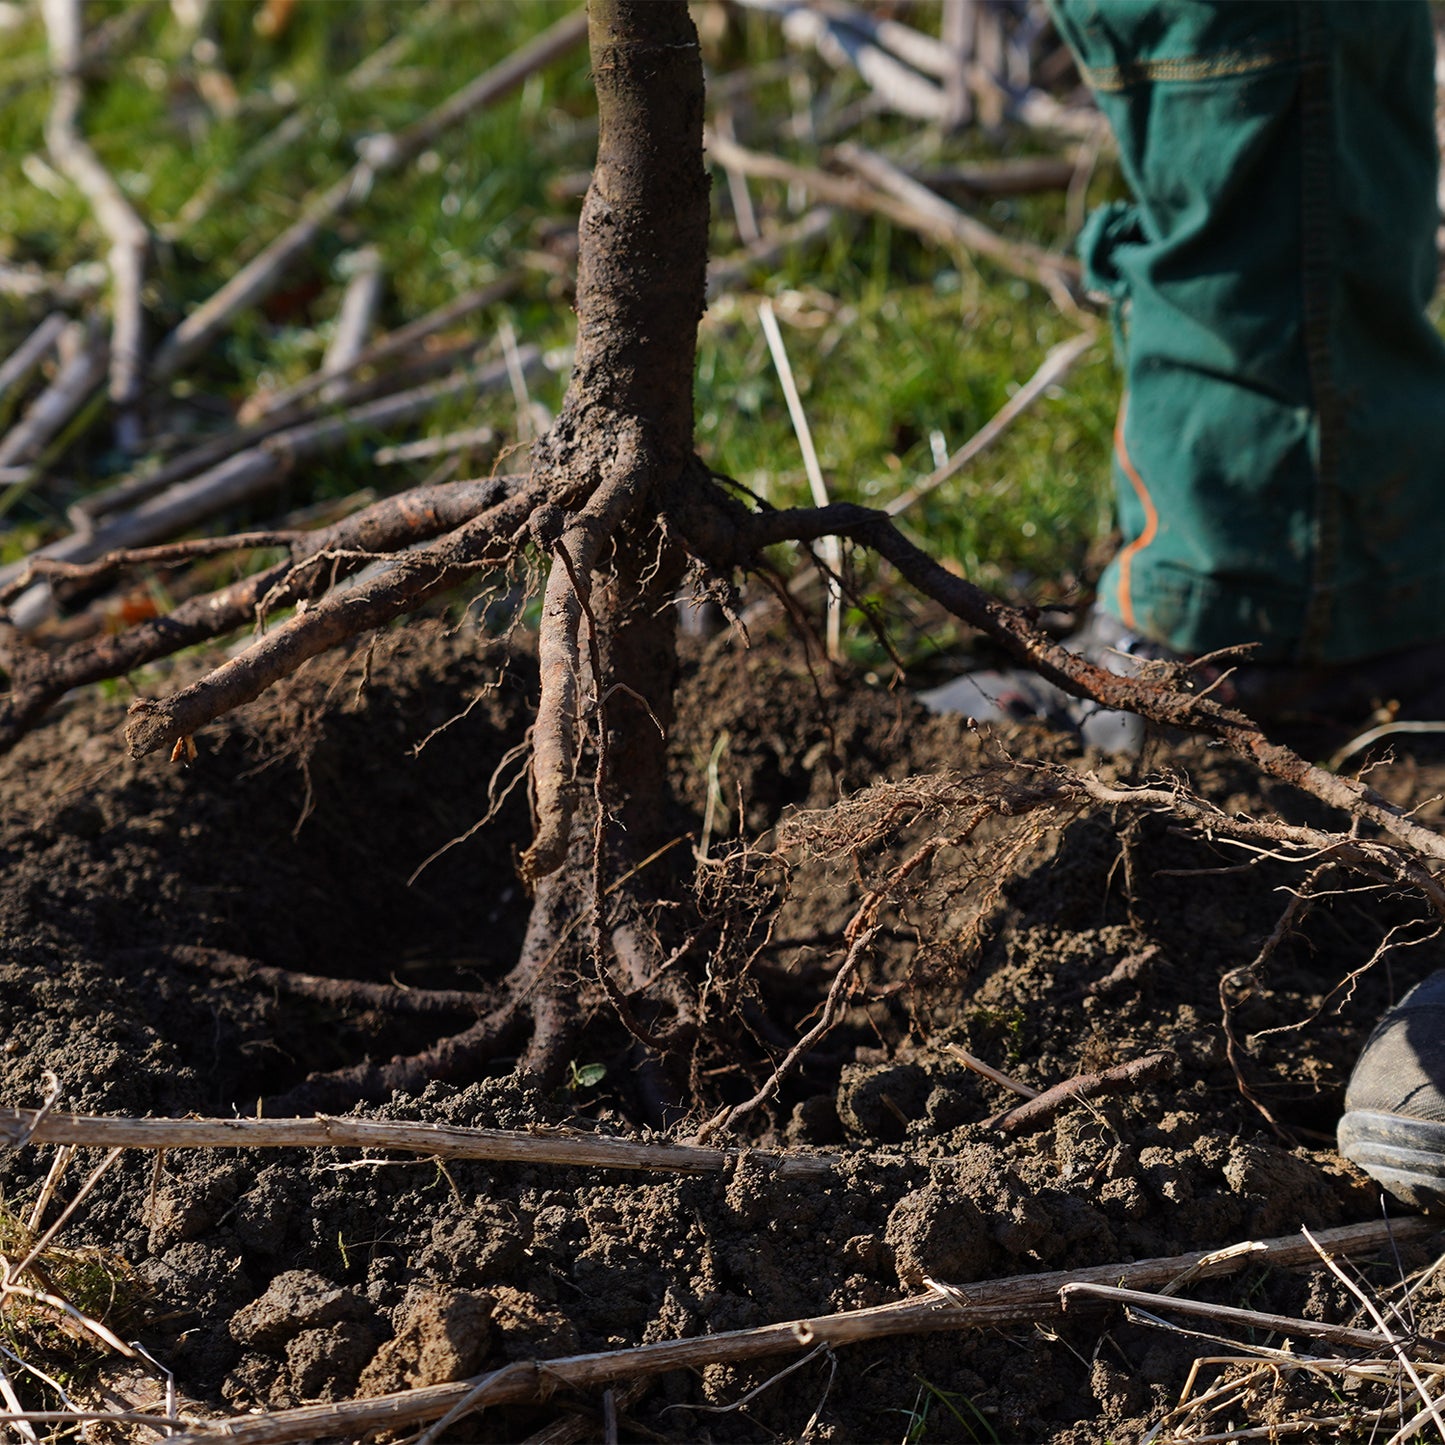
[524,0,709,882]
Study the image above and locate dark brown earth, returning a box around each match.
[3,619,1443,1443]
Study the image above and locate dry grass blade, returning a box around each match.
[1303,1225,1445,1443]
[40,0,149,445]
[1061,1281,1437,1357]
[757,298,841,659]
[885,330,1097,516]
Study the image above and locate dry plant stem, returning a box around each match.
[1060,1282,1438,1356]
[0,476,520,753]
[990,1050,1176,1135]
[0,313,67,409]
[833,142,1079,293]
[774,5,945,121]
[151,8,586,380]
[319,246,385,402]
[0,320,106,470]
[2,348,537,607]
[83,276,518,520]
[0,1107,837,1179]
[41,0,148,442]
[735,502,1445,866]
[1303,1225,1445,1444]
[156,1218,1436,1445]
[939,1042,1041,1100]
[886,331,1096,516]
[705,131,1080,293]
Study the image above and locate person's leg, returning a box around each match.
[1043,0,1445,1209]
[1051,0,1445,666]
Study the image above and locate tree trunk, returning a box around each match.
[511,0,711,1095]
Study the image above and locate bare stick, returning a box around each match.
[886,331,1096,516]
[151,8,586,379]
[41,0,149,447]
[706,131,1079,295]
[3,348,539,626]
[318,246,384,403]
[0,1107,836,1180]
[1303,1225,1445,1442]
[75,276,518,520]
[0,312,67,410]
[1059,1282,1443,1358]
[155,1218,1436,1445]
[833,141,1079,295]
[990,1051,1177,1135]
[776,5,946,121]
[758,299,841,657]
[374,425,497,466]
[0,320,106,471]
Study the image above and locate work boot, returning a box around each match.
[1338,972,1445,1211]
[918,608,1159,754]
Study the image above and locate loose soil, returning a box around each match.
[2,620,1443,1443]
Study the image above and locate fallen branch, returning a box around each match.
[0,312,68,411]
[81,275,518,520]
[3,346,541,627]
[776,4,946,121]
[705,130,1079,295]
[990,1050,1176,1135]
[155,1218,1436,1445]
[41,0,149,448]
[318,245,385,403]
[833,140,1080,296]
[0,320,106,472]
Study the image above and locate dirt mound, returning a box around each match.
[2,624,1442,1442]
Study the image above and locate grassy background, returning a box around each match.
[0,0,1122,664]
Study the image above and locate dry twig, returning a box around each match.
[153,1218,1435,1444]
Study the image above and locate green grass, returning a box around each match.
[0,1,1122,657]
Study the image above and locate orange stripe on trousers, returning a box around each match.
[1112,395,1158,633]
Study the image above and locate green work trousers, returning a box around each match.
[1051,0,1445,664]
